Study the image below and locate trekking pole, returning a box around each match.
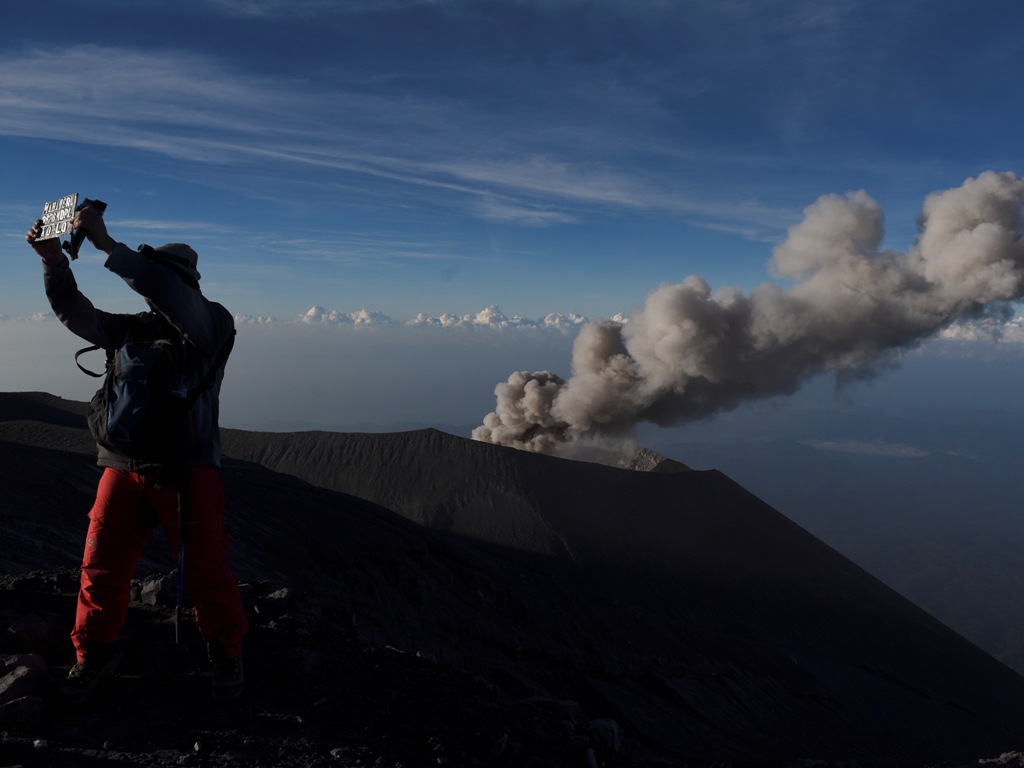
[175,472,188,645]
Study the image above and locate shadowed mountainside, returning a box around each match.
[639,406,1024,676]
[3,391,1024,766]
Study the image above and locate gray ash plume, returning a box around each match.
[474,171,1024,454]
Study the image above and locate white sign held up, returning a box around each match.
[37,193,78,240]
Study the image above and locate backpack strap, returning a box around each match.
[74,327,234,395]
[75,345,113,378]
[185,329,236,407]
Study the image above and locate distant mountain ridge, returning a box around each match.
[4,391,1024,765]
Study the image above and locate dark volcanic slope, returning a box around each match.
[221,426,1024,764]
[4,392,1024,766]
[227,426,1024,763]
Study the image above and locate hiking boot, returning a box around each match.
[208,644,244,701]
[59,654,119,706]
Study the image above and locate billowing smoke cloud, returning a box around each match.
[473,171,1024,454]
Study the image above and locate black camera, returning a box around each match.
[62,198,108,260]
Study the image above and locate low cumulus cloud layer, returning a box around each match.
[473,172,1024,454]
[939,315,1024,343]
[288,305,590,331]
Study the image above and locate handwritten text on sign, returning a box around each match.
[37,194,78,240]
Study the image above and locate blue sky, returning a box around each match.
[2,0,1024,432]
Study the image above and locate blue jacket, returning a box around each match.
[44,243,234,470]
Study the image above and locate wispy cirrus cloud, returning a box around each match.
[201,0,430,16]
[0,43,796,239]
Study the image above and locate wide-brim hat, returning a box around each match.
[140,243,202,287]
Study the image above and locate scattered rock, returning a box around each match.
[588,718,623,753]
[0,657,53,728]
[982,754,1024,767]
[255,587,291,618]
[132,573,176,607]
[5,613,60,651]
[0,663,51,704]
[0,694,45,729]
[1,653,47,676]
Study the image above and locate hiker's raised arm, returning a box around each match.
[73,205,117,255]
[28,214,134,349]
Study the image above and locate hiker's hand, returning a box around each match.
[26,220,65,266]
[73,206,116,255]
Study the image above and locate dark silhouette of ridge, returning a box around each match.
[0,390,88,426]
[3,391,1024,766]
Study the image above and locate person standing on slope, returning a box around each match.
[25,205,248,704]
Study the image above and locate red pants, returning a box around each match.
[73,466,248,662]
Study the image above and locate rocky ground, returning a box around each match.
[1,568,634,768]
[5,558,1023,768]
